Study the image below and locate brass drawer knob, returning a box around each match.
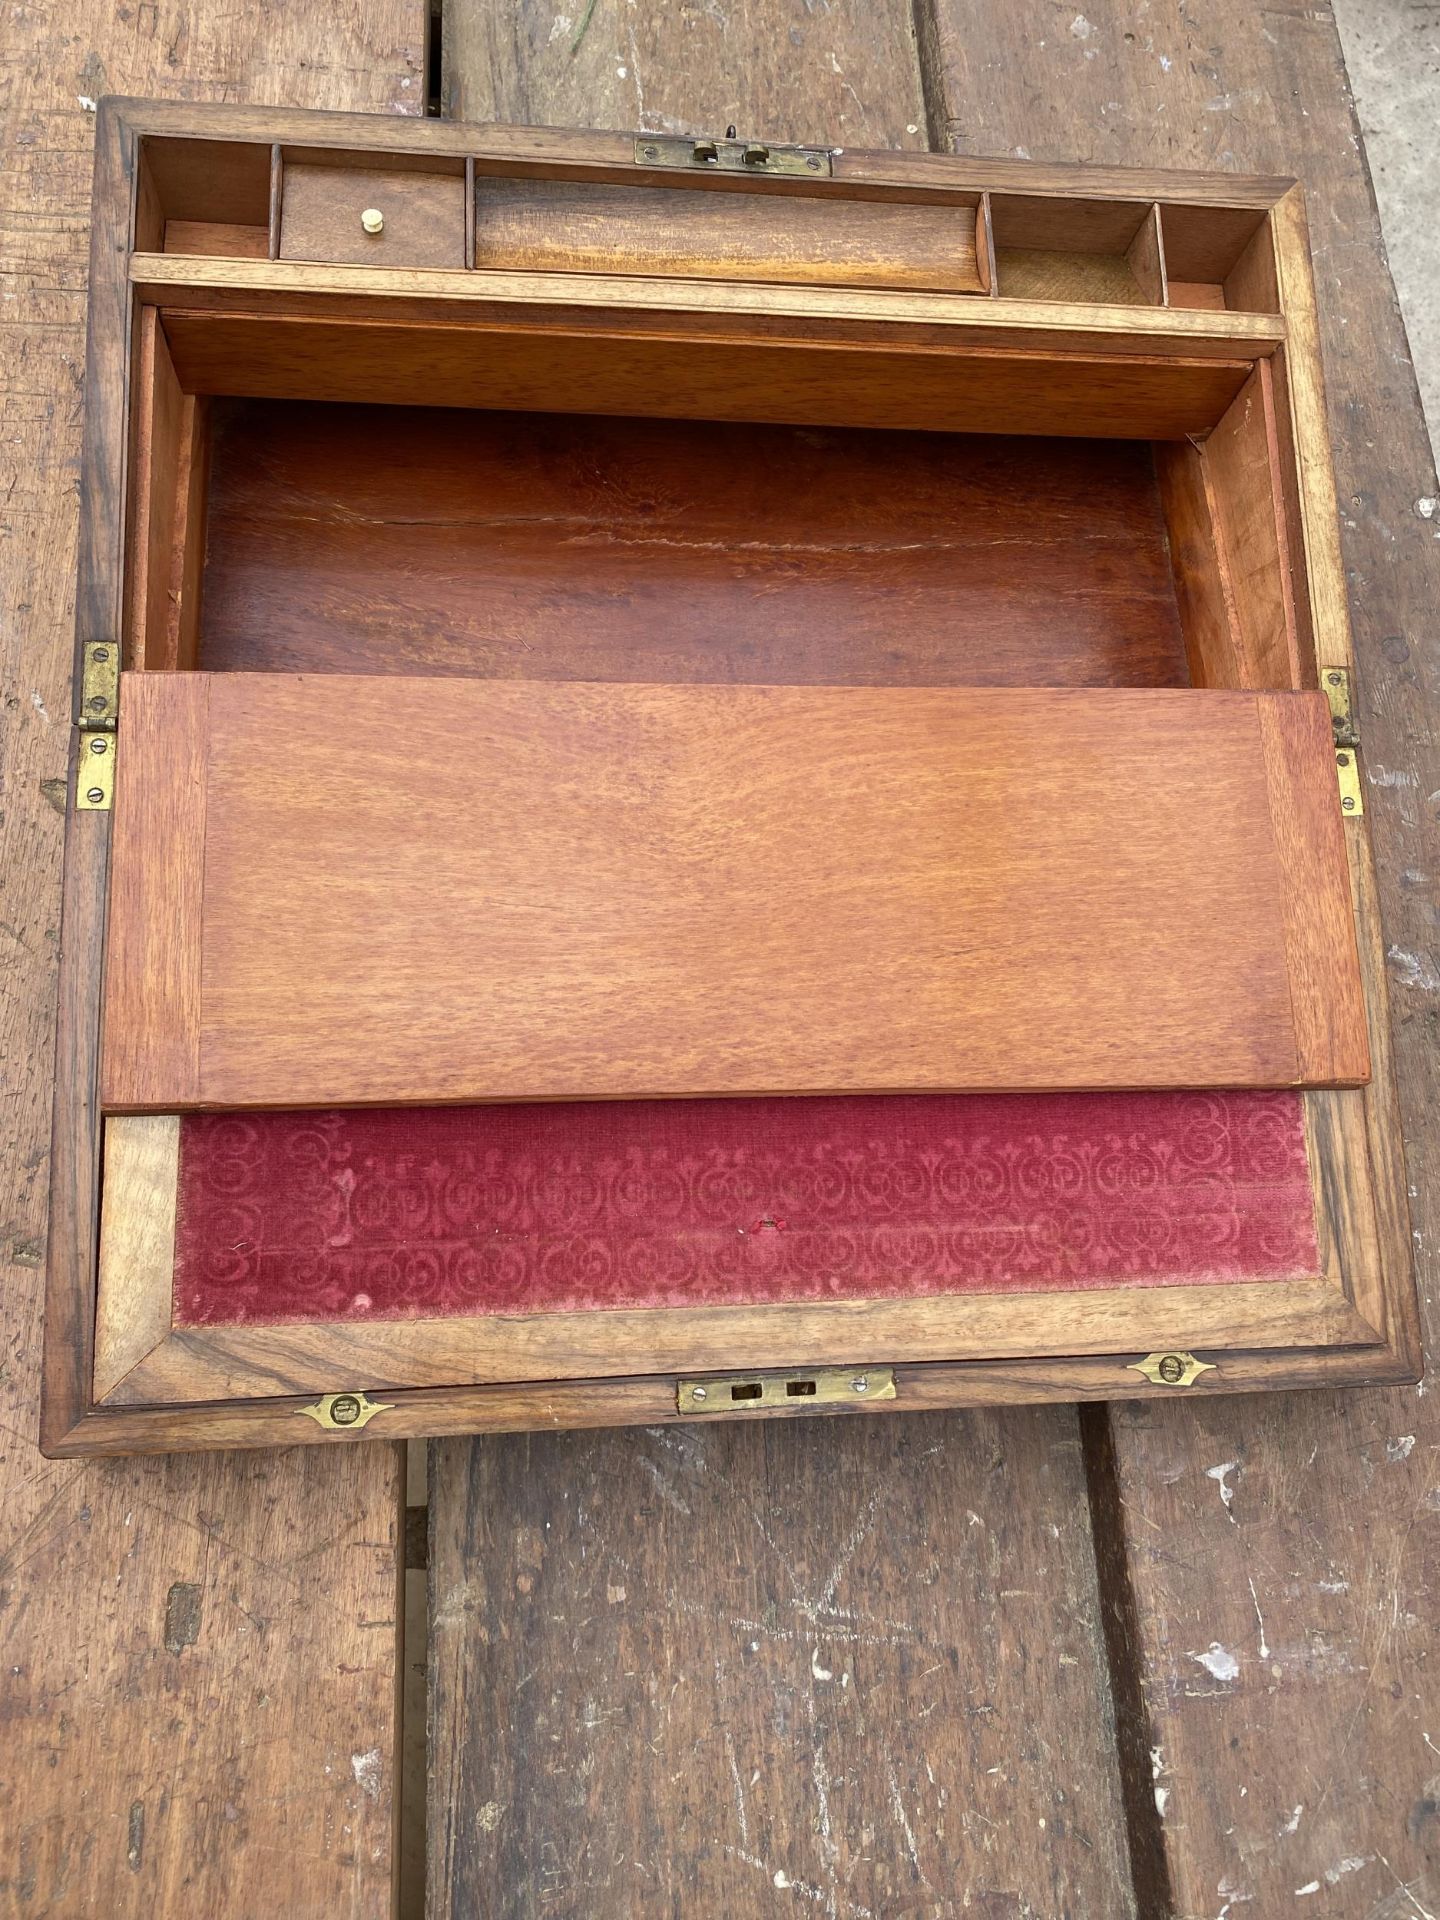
[360,207,384,235]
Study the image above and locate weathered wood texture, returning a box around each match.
[918,3,1440,1913]
[101,676,1367,1110]
[442,0,931,152]
[430,5,1136,1916]
[0,7,423,1915]
[431,1416,1136,1918]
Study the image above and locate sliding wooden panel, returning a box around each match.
[101,675,1367,1110]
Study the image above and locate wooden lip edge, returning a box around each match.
[127,252,1290,351]
[96,1280,1384,1410]
[100,96,1298,206]
[1270,189,1422,1375]
[47,1335,1418,1458]
[41,93,136,1457]
[93,1113,180,1400]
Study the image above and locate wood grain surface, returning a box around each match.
[199,402,1192,689]
[0,11,421,1918]
[430,1416,1138,1918]
[99,676,1366,1110]
[919,2,1440,1914]
[158,303,1257,439]
[93,1115,179,1400]
[105,1279,1366,1408]
[472,176,984,291]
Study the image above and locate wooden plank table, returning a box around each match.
[0,7,424,1914]
[431,4,1440,1918]
[917,8,1440,1912]
[426,10,1139,1920]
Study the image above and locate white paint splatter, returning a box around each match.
[1155,1786,1171,1817]
[811,1647,833,1681]
[1323,1855,1371,1885]
[1206,1460,1241,1517]
[1295,1883,1320,1897]
[1416,497,1437,520]
[1189,1643,1240,1682]
[1279,1805,1304,1836]
[1070,13,1093,37]
[1388,1435,1417,1462]
[547,14,573,42]
[1389,947,1440,994]
[476,1800,503,1832]
[30,690,50,721]
[350,1748,384,1800]
[78,95,97,111]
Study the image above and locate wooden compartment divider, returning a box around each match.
[266,140,282,260]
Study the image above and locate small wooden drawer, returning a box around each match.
[279,163,466,268]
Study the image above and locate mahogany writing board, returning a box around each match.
[99,675,1367,1111]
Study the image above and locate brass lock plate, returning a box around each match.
[678,1365,895,1414]
[634,135,832,178]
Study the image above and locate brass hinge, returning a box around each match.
[1129,1352,1217,1388]
[78,641,119,728]
[75,642,119,812]
[678,1364,895,1414]
[1323,666,1363,817]
[635,133,832,179]
[297,1389,394,1431]
[76,730,115,811]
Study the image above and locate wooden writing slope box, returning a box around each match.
[42,99,1419,1456]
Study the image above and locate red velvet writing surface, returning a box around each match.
[173,1091,1318,1327]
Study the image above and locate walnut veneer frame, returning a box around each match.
[42,97,1420,1455]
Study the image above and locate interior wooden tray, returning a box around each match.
[42,101,1419,1455]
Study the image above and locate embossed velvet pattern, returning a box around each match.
[172,1091,1318,1326]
